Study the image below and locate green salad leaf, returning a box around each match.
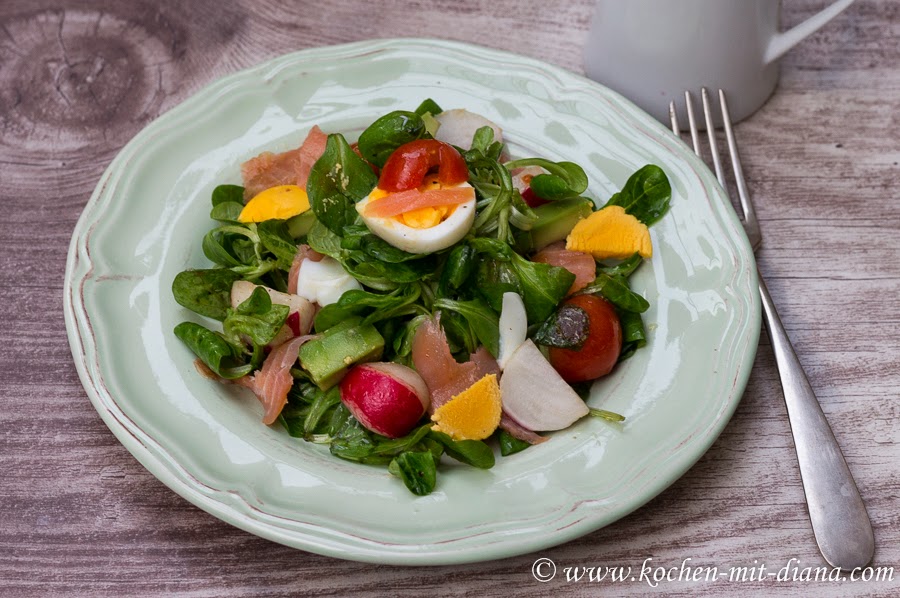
[222,286,289,347]
[605,164,671,225]
[388,451,437,496]
[578,272,649,313]
[414,98,443,116]
[439,244,476,293]
[433,296,500,358]
[498,430,531,456]
[210,201,243,223]
[307,133,378,235]
[173,321,253,379]
[534,303,590,350]
[306,219,344,260]
[314,286,422,332]
[470,237,575,323]
[504,158,589,201]
[211,184,245,207]
[428,431,495,469]
[357,111,428,167]
[172,268,242,321]
[618,309,647,361]
[257,220,299,270]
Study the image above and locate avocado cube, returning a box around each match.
[299,323,384,390]
[515,198,594,252]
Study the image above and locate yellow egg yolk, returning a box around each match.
[566,205,653,259]
[430,374,502,441]
[238,185,310,223]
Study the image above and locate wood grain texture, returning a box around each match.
[1,0,898,596]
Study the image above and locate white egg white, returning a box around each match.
[355,182,476,254]
[295,256,362,307]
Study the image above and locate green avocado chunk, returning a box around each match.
[515,198,594,252]
[299,323,385,390]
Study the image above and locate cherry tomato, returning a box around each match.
[548,295,622,382]
[378,139,469,192]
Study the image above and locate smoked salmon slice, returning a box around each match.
[499,412,547,445]
[195,336,313,425]
[532,241,596,295]
[411,316,499,413]
[241,126,328,201]
[248,335,312,425]
[363,186,475,219]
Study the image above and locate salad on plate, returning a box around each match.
[171,99,671,496]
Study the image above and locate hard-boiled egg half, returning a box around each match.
[296,256,361,307]
[238,185,310,223]
[356,175,476,254]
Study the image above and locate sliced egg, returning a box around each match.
[295,256,361,307]
[238,185,310,223]
[356,181,476,254]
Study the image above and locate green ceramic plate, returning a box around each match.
[64,38,760,565]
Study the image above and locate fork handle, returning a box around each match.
[758,274,875,569]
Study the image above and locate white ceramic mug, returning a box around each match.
[583,0,855,125]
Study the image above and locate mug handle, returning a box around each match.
[764,0,855,64]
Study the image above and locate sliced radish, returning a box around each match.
[363,362,431,407]
[497,292,527,370]
[230,280,315,340]
[339,362,431,438]
[499,340,589,431]
[434,109,503,150]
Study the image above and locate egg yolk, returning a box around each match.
[368,175,459,230]
[401,204,452,228]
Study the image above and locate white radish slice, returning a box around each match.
[434,109,503,150]
[499,340,590,431]
[497,292,527,370]
[230,280,315,337]
[510,165,545,194]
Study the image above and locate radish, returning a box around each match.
[339,362,431,438]
[434,109,503,150]
[231,280,315,346]
[499,340,589,431]
[511,166,550,208]
[497,292,527,370]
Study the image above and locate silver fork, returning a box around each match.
[670,89,874,570]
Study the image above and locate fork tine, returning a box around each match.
[718,89,762,249]
[685,91,701,155]
[701,88,726,188]
[669,101,681,136]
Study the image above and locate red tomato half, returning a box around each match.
[378,139,469,192]
[548,295,622,383]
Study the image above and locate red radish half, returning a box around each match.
[339,362,431,438]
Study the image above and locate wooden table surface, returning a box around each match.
[1,0,897,595]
